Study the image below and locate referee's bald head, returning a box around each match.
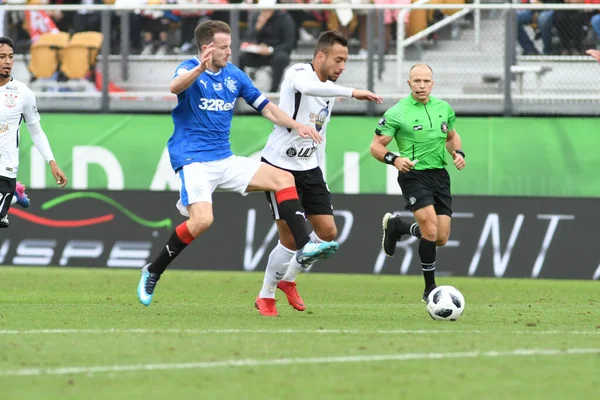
[409,64,433,79]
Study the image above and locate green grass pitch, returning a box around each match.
[0,267,598,399]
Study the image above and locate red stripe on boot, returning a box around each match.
[275,186,299,204]
[175,222,195,245]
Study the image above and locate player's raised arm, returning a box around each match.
[261,102,323,144]
[169,43,215,95]
[23,89,68,187]
[291,74,353,97]
[292,77,383,104]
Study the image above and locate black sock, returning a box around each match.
[148,222,193,276]
[419,238,436,289]
[276,187,310,249]
[394,218,422,238]
[0,194,13,220]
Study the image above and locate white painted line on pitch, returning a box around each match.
[0,328,598,335]
[0,348,597,377]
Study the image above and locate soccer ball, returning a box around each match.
[426,285,465,321]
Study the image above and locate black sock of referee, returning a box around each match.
[275,186,310,249]
[148,222,195,276]
[394,218,422,239]
[419,238,437,289]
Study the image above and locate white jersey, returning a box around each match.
[0,78,41,179]
[261,63,353,172]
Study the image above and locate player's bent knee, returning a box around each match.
[273,169,295,190]
[422,231,437,242]
[436,237,448,247]
[187,214,214,235]
[419,221,438,242]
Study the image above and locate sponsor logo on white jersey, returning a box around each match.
[4,93,17,108]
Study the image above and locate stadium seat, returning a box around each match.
[441,0,465,17]
[511,64,553,94]
[406,0,465,36]
[60,31,104,80]
[28,32,70,80]
[301,20,322,30]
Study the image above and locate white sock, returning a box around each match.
[10,196,17,206]
[282,231,324,282]
[259,241,295,298]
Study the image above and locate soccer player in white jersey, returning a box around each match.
[136,21,341,307]
[256,31,383,316]
[0,37,68,228]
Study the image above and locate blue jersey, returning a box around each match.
[168,58,270,170]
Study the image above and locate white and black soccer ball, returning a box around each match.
[426,285,465,321]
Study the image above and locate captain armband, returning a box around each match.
[384,152,399,165]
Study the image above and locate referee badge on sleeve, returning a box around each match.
[441,121,449,133]
[378,117,386,127]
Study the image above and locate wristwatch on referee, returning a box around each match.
[455,149,466,159]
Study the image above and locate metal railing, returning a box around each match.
[3,3,600,115]
[396,0,479,89]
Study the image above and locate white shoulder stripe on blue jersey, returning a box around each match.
[252,94,269,110]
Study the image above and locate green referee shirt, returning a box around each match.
[375,95,456,170]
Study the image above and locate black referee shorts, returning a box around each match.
[262,157,333,219]
[0,175,16,220]
[397,168,452,216]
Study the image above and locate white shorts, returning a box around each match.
[175,155,261,217]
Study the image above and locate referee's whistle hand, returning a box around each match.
[394,157,416,173]
[452,151,466,170]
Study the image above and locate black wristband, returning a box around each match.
[384,152,398,165]
[455,150,466,159]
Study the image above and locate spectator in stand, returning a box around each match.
[48,0,74,34]
[553,0,588,55]
[114,0,146,54]
[374,0,411,54]
[516,0,560,55]
[73,0,103,33]
[0,1,9,37]
[586,0,600,46]
[173,0,235,55]
[139,0,178,55]
[238,0,296,93]
[325,0,370,56]
[279,0,326,44]
[22,1,62,42]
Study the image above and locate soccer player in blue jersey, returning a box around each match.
[137,20,339,307]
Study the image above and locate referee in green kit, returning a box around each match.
[369,64,466,302]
